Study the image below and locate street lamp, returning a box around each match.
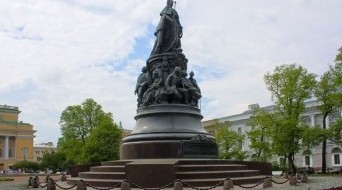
[21,148,28,160]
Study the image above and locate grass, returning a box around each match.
[0,177,14,182]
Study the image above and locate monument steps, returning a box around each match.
[180,175,267,187]
[176,164,248,171]
[79,172,125,179]
[101,160,132,166]
[90,166,125,172]
[67,159,271,188]
[176,170,261,179]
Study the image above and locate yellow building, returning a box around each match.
[0,105,36,170]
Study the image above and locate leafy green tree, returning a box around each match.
[82,117,122,163]
[59,98,112,144]
[329,119,342,146]
[314,71,340,173]
[315,47,342,173]
[40,151,75,173]
[215,122,247,160]
[58,98,118,164]
[264,64,316,174]
[11,160,40,172]
[247,108,273,162]
[301,125,325,156]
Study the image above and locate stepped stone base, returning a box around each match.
[67,159,271,188]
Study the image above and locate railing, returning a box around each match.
[27,174,309,190]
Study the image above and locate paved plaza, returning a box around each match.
[0,175,341,190]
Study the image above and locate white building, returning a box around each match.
[203,100,342,170]
[33,142,57,162]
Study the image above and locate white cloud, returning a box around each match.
[0,0,341,144]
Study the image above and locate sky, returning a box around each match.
[0,0,341,145]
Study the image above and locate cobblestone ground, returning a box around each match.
[0,175,341,190]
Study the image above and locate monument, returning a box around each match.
[67,1,271,188]
[120,0,218,159]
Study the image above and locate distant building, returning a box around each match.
[203,100,342,169]
[122,129,132,139]
[34,142,57,162]
[0,105,36,170]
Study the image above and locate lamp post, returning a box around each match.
[21,148,28,160]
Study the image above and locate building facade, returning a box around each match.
[34,142,57,162]
[203,100,342,170]
[0,105,36,170]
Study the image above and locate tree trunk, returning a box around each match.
[322,113,328,174]
[288,154,297,174]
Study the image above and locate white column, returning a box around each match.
[326,116,330,128]
[310,115,315,127]
[4,136,9,159]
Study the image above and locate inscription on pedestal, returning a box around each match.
[182,141,218,158]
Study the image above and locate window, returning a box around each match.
[8,149,12,157]
[334,154,340,165]
[305,156,310,166]
[278,157,285,165]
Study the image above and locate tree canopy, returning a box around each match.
[58,98,122,164]
[262,64,316,173]
[215,122,247,161]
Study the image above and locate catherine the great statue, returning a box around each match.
[150,0,183,56]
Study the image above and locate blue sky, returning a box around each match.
[1,0,342,145]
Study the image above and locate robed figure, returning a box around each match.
[150,0,183,56]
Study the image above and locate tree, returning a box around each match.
[315,47,342,173]
[59,99,112,144]
[40,151,75,173]
[215,122,247,161]
[264,64,316,174]
[82,117,122,163]
[58,98,118,164]
[11,160,40,172]
[314,71,340,173]
[247,108,273,162]
[329,119,342,146]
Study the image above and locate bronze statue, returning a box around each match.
[141,71,164,106]
[150,0,183,56]
[188,71,201,106]
[165,67,189,104]
[135,66,151,107]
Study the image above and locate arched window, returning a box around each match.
[301,116,311,125]
[331,147,342,166]
[330,112,341,125]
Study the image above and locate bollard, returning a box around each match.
[28,177,33,187]
[263,177,272,188]
[76,180,87,190]
[61,174,67,181]
[121,182,131,190]
[174,181,183,190]
[289,176,297,186]
[284,172,289,179]
[46,175,50,182]
[296,173,302,180]
[32,177,39,188]
[223,180,234,190]
[47,178,56,190]
[301,174,308,183]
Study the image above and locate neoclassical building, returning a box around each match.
[34,142,57,162]
[0,105,35,170]
[203,100,342,170]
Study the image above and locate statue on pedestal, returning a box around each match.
[151,0,183,56]
[134,0,202,108]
